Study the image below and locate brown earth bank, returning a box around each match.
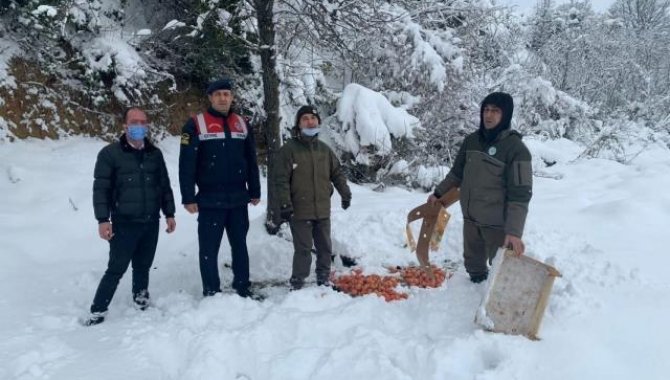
[0,57,210,142]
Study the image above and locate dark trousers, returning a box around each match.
[290,218,332,284]
[90,221,159,313]
[463,219,506,276]
[198,207,250,295]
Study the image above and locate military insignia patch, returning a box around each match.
[181,133,190,145]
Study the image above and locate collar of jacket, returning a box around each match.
[296,134,319,147]
[479,122,507,144]
[479,128,521,145]
[119,134,157,152]
[207,106,232,118]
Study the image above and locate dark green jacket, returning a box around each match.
[93,135,176,223]
[275,135,351,220]
[434,129,532,237]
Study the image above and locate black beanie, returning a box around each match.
[206,78,234,95]
[480,92,514,130]
[295,105,321,128]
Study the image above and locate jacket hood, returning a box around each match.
[479,92,514,143]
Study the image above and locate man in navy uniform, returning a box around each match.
[179,78,261,298]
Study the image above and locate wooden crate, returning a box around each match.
[475,249,561,340]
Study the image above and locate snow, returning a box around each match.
[405,23,448,91]
[162,20,187,31]
[81,35,149,103]
[335,83,420,162]
[1,136,669,379]
[31,6,58,18]
[0,39,19,89]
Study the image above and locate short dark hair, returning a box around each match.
[123,107,144,123]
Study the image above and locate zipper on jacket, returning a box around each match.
[310,141,320,219]
[138,150,147,219]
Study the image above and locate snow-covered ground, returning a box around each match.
[1,136,668,380]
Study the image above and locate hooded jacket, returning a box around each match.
[434,93,532,237]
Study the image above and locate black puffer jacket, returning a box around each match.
[93,135,176,223]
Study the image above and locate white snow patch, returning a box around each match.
[0,39,19,89]
[0,137,669,379]
[162,20,187,30]
[336,83,420,161]
[31,5,58,18]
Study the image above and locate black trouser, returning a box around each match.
[198,207,250,295]
[90,220,159,313]
[462,219,505,277]
[289,218,332,285]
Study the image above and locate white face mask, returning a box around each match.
[301,127,320,137]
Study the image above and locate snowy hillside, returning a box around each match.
[0,136,669,379]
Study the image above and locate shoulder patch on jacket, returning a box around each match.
[181,133,190,145]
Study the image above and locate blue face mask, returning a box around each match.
[127,124,148,141]
[301,127,320,137]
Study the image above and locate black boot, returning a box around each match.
[203,289,222,297]
[133,290,150,311]
[289,277,304,291]
[236,287,264,301]
[340,255,357,268]
[469,272,488,283]
[82,312,106,326]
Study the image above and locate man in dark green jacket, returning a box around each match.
[429,92,532,283]
[85,108,176,326]
[275,106,352,289]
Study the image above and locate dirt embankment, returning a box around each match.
[0,57,206,142]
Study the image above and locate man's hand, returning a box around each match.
[280,205,294,222]
[504,234,525,256]
[184,203,198,214]
[165,217,176,233]
[98,222,113,241]
[342,199,351,210]
[250,198,260,206]
[427,194,439,205]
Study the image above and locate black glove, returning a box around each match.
[280,205,294,221]
[342,199,351,210]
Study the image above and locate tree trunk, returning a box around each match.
[254,0,282,234]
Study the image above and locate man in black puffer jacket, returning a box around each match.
[429,92,533,283]
[84,108,176,326]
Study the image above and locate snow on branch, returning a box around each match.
[335,84,420,162]
[0,40,19,90]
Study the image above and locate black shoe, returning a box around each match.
[340,255,358,268]
[331,255,357,267]
[289,277,304,291]
[83,312,106,326]
[133,292,150,311]
[203,289,222,297]
[470,273,488,283]
[236,288,264,301]
[317,279,332,287]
